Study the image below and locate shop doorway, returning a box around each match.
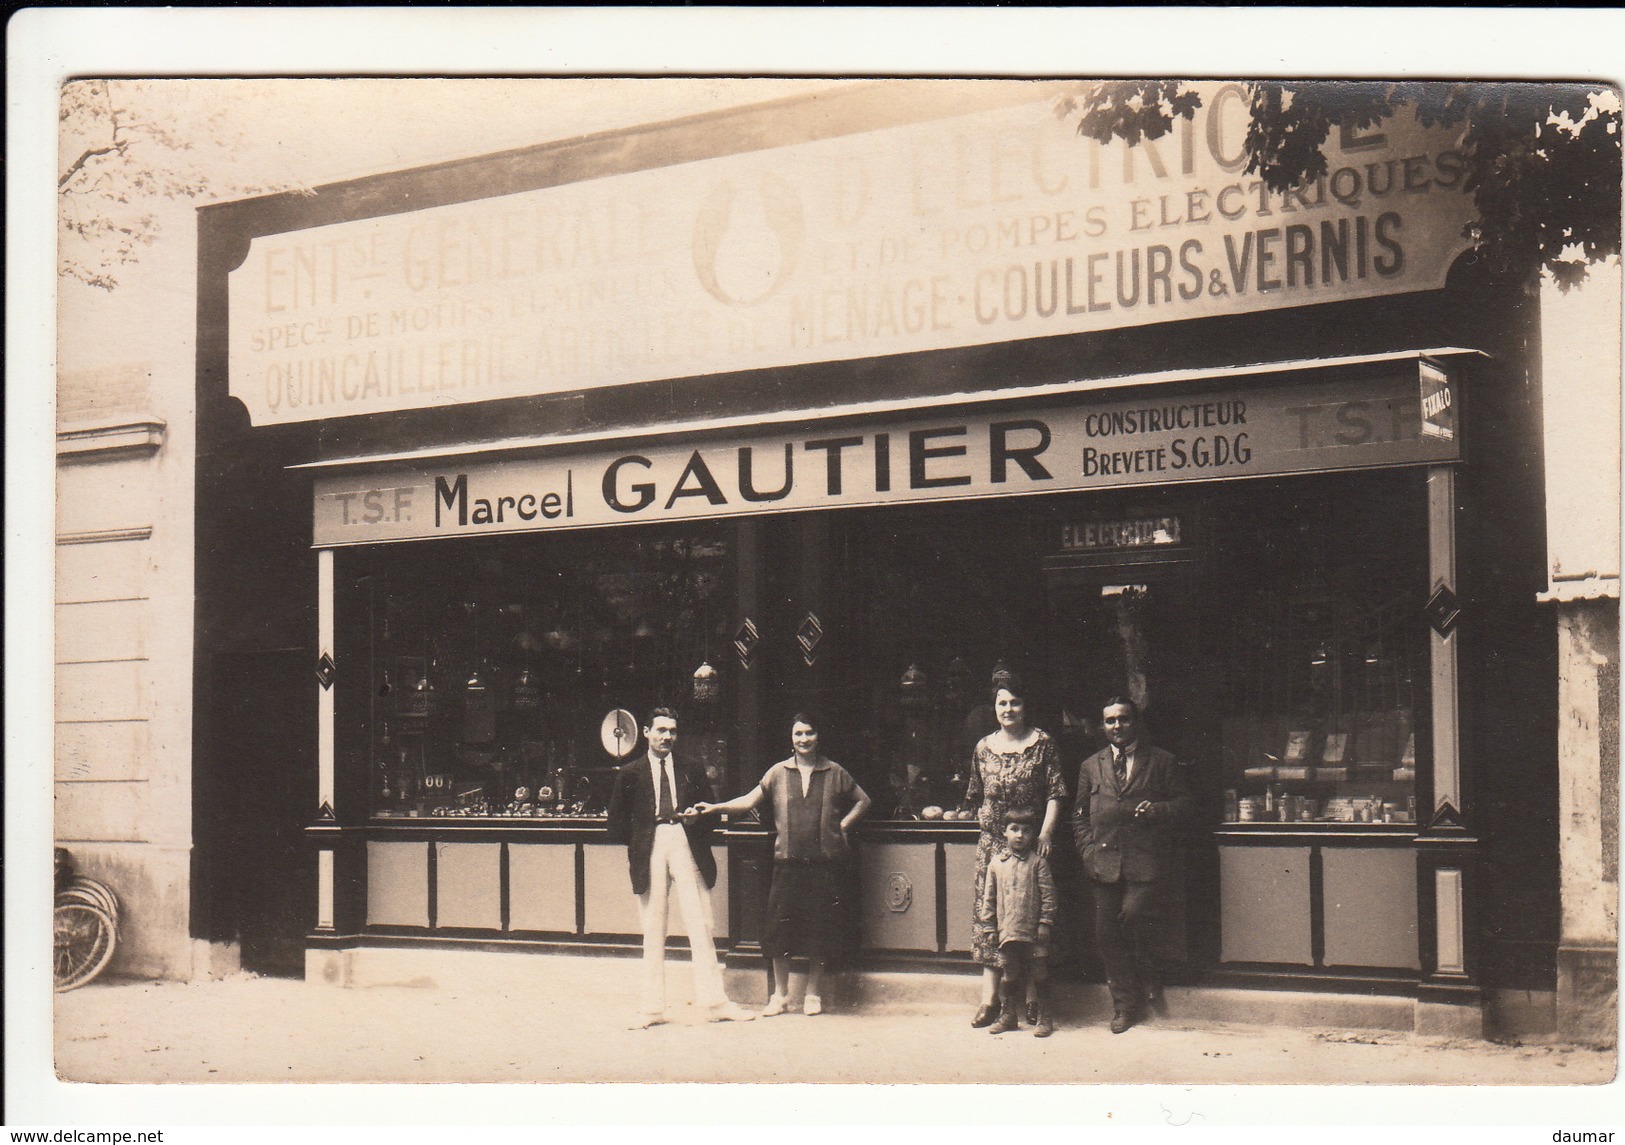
[1043,567,1221,978]
[199,648,316,978]
[1045,573,1209,760]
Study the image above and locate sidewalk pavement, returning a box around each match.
[49,953,1615,1092]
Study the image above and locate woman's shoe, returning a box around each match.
[803,994,823,1016]
[762,993,789,1017]
[971,1004,997,1028]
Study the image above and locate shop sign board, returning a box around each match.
[311,369,1461,546]
[1418,358,1456,441]
[236,83,1475,425]
[1061,516,1183,551]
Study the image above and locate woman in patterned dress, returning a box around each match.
[965,671,1066,1027]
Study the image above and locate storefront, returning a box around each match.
[194,81,1558,1032]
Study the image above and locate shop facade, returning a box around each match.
[193,81,1565,1034]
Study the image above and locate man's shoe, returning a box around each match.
[1025,998,1040,1025]
[761,993,789,1017]
[803,994,823,1016]
[971,1004,997,1028]
[708,1002,758,1022]
[1033,1008,1055,1038]
[1109,1007,1137,1034]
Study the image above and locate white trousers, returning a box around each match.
[638,823,725,1015]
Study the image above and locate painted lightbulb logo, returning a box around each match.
[691,174,805,307]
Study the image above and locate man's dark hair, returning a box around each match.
[647,705,680,728]
[1102,696,1140,719]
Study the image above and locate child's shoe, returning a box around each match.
[762,993,789,1017]
[988,999,1020,1035]
[803,994,823,1016]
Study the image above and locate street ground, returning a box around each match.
[43,954,1615,1102]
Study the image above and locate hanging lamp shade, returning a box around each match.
[900,663,930,708]
[512,667,543,712]
[542,624,576,653]
[404,668,438,719]
[463,666,495,743]
[692,660,721,703]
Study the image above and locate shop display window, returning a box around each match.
[340,526,734,820]
[335,469,1430,828]
[1216,589,1424,824]
[835,505,1056,821]
[814,476,1431,825]
[1210,476,1429,826]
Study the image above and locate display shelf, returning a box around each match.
[1214,821,1420,840]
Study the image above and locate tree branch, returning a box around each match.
[58,142,126,191]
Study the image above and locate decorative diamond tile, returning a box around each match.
[316,801,336,821]
[796,612,824,667]
[733,618,760,670]
[1426,800,1466,830]
[315,651,337,690]
[1424,585,1461,637]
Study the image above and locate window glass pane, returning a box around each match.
[1210,472,1427,825]
[342,525,733,820]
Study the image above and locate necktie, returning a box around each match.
[1113,749,1128,788]
[657,759,676,822]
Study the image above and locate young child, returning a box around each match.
[976,806,1057,1036]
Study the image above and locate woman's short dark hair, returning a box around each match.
[990,667,1026,703]
[789,711,820,732]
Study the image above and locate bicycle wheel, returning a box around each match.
[54,901,116,992]
[57,885,119,923]
[66,877,120,922]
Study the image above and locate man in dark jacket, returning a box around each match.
[606,706,754,1027]
[1071,697,1194,1033]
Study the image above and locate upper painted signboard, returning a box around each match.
[230,83,1475,425]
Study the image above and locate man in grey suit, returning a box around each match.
[1071,697,1194,1033]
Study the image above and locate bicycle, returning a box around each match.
[54,847,119,991]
